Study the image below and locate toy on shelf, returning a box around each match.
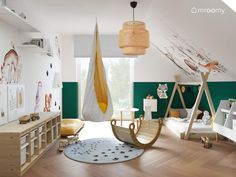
[30,113,40,121]
[19,115,30,124]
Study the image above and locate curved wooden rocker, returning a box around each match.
[110,118,163,148]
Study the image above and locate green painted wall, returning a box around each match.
[133,81,236,118]
[62,82,79,118]
[199,82,236,111]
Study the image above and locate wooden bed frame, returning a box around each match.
[164,72,217,140]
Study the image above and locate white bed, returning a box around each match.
[164,117,216,139]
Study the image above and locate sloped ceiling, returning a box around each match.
[146,0,236,81]
[9,0,236,81]
[19,0,152,34]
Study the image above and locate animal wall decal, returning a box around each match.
[43,93,52,112]
[157,84,168,99]
[0,49,19,84]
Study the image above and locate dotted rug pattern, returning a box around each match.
[64,138,144,164]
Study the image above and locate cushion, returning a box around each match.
[169,109,180,118]
[179,109,188,118]
[186,108,202,118]
[98,102,108,113]
[186,108,192,117]
[61,119,84,136]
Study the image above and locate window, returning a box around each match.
[77,57,134,118]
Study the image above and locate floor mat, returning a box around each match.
[64,138,144,164]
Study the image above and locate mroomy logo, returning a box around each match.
[191,7,225,15]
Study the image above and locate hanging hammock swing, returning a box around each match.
[82,23,113,122]
[82,23,162,148]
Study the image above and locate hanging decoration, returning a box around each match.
[119,1,149,55]
[82,23,113,122]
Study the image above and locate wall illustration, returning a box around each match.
[7,85,18,122]
[43,93,52,112]
[34,81,43,112]
[0,49,20,84]
[17,85,25,109]
[152,26,227,77]
[157,84,168,99]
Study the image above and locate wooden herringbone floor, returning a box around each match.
[23,121,236,177]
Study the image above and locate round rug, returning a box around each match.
[64,138,144,164]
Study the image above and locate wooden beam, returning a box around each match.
[177,85,186,109]
[184,72,210,139]
[184,82,204,139]
[201,72,217,140]
[164,82,178,118]
[202,73,216,116]
[178,82,201,85]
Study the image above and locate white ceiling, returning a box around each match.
[20,0,152,34]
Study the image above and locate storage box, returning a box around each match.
[20,147,26,166]
[20,143,28,166]
[39,134,42,149]
[20,135,27,146]
[31,140,35,156]
[31,129,36,139]
[39,125,44,134]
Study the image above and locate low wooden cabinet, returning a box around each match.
[0,112,61,177]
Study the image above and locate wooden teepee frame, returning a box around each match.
[164,72,216,139]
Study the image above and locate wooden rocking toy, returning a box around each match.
[111,118,163,148]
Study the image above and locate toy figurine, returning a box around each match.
[19,115,30,124]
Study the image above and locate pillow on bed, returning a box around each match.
[179,109,188,118]
[186,108,202,118]
[169,109,180,118]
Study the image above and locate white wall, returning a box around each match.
[145,0,236,81]
[0,1,62,115]
[134,46,189,82]
[61,35,77,82]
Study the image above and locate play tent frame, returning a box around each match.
[164,72,216,139]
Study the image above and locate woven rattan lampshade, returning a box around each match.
[119,21,149,55]
[119,1,149,55]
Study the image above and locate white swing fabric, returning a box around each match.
[82,24,113,122]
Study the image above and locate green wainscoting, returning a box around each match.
[199,82,236,111]
[62,82,79,118]
[133,81,236,118]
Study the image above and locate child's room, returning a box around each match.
[0,0,235,177]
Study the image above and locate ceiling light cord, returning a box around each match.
[130,1,137,34]
[133,7,135,22]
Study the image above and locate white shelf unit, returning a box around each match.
[213,100,236,142]
[17,45,50,55]
[0,5,39,32]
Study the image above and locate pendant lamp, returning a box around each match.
[119,1,149,55]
